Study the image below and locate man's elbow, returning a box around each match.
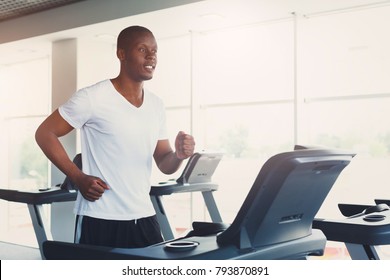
[159,167,177,175]
[35,123,52,149]
[158,158,182,175]
[35,124,43,144]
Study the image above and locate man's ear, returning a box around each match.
[117,48,125,60]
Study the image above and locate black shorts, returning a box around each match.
[75,215,164,248]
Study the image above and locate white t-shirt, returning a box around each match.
[59,79,168,220]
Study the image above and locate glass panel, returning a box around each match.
[195,20,294,104]
[150,20,296,233]
[303,98,390,219]
[7,117,48,190]
[299,6,390,98]
[0,57,50,247]
[1,117,48,247]
[146,35,192,107]
[299,7,390,259]
[203,103,294,222]
[0,58,50,117]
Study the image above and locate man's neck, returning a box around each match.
[110,77,144,107]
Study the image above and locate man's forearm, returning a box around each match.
[157,151,183,175]
[35,129,83,183]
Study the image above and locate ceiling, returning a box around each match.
[0,0,389,66]
[0,0,84,22]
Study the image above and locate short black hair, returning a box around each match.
[117,26,153,50]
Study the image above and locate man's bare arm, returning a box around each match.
[154,131,195,174]
[35,109,108,201]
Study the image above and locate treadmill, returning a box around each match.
[0,152,224,259]
[150,151,224,240]
[42,147,355,260]
[313,199,390,259]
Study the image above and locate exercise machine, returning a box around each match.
[313,199,390,259]
[0,154,79,258]
[42,148,355,260]
[151,152,224,240]
[0,152,223,259]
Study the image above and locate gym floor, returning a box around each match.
[0,241,41,260]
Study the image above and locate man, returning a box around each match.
[35,26,195,248]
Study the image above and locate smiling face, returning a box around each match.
[117,30,158,82]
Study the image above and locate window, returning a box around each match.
[2,3,390,260]
[299,6,390,219]
[147,20,295,231]
[0,58,50,247]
